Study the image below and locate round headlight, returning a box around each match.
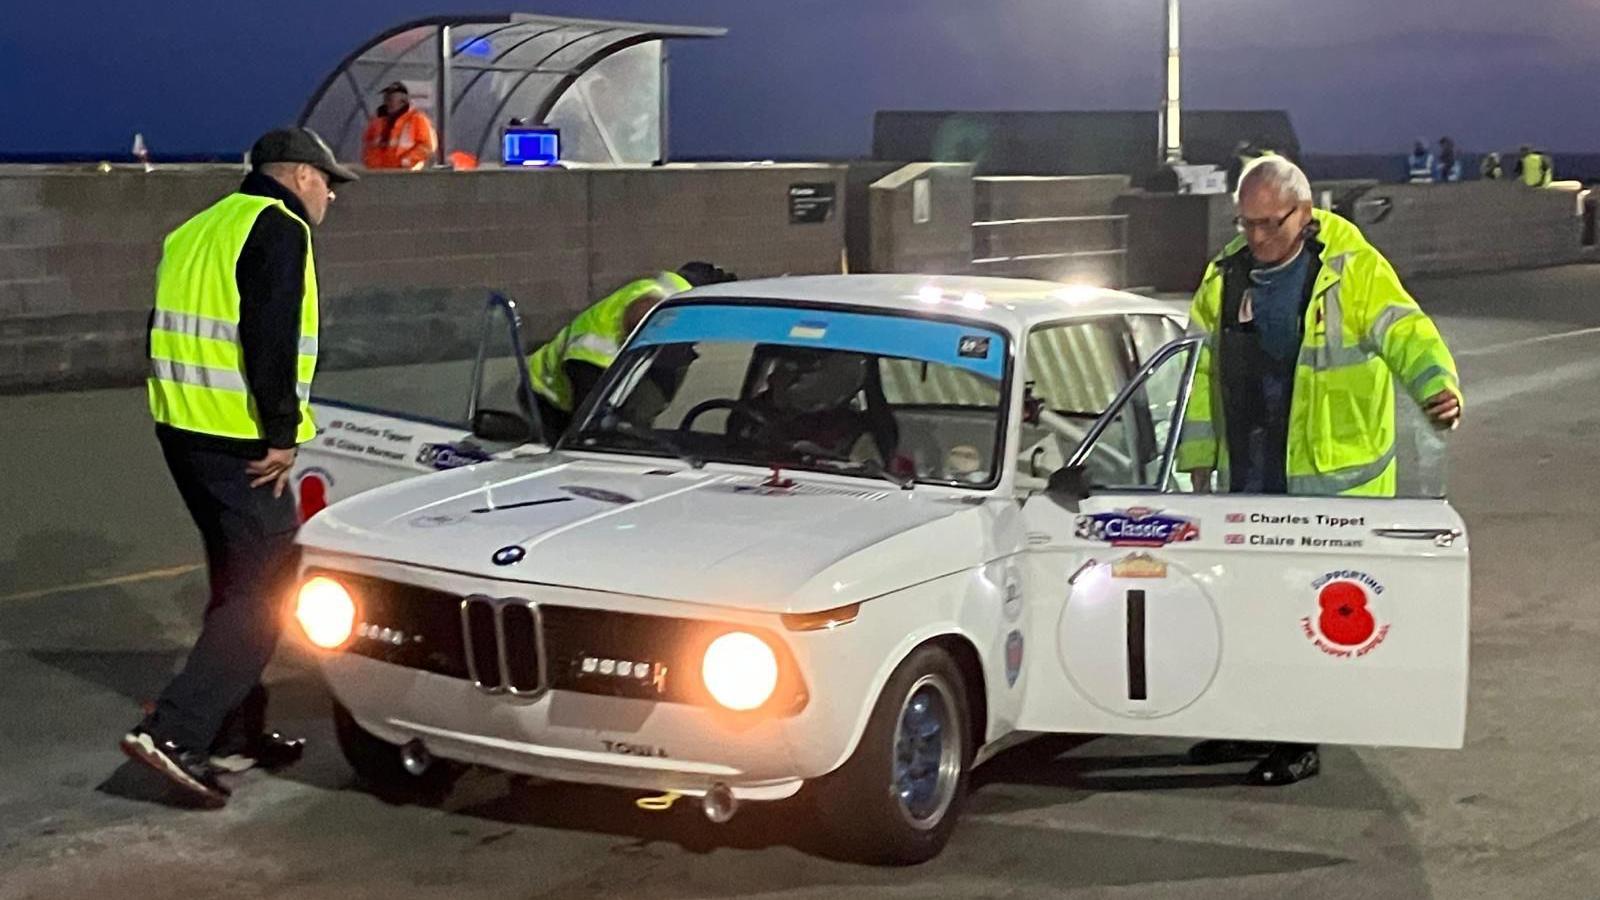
[701,631,779,711]
[296,576,356,650]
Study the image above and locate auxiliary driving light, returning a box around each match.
[701,631,779,711]
[295,576,357,650]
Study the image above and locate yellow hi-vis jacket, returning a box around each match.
[527,272,691,412]
[148,193,318,444]
[1175,209,1461,497]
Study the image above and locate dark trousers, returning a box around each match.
[147,432,299,751]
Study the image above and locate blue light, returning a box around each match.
[502,128,560,167]
[456,37,492,57]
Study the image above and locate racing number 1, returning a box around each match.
[1126,590,1148,701]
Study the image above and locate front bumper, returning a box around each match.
[306,554,853,802]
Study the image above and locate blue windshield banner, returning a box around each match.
[634,304,1007,381]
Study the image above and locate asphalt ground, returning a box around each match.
[3,265,1600,899]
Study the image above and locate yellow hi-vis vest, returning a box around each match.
[147,193,319,444]
[1521,152,1552,187]
[1175,209,1462,497]
[527,271,691,412]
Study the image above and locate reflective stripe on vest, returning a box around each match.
[527,272,690,411]
[147,193,319,443]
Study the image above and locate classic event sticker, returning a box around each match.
[1075,508,1200,547]
[1301,570,1390,659]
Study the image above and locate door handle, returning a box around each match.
[1068,558,1099,585]
[1372,527,1461,547]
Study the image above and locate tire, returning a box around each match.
[333,702,460,802]
[809,643,974,865]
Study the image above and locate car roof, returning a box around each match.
[670,274,1181,336]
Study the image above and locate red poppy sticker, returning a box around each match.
[1301,570,1390,659]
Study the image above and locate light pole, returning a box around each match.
[1159,0,1183,165]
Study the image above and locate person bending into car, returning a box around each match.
[1174,155,1463,786]
[527,262,736,437]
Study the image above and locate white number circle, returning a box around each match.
[1056,558,1221,719]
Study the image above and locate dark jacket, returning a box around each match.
[156,172,312,458]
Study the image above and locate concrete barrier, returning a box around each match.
[971,175,1131,287]
[0,163,846,393]
[866,163,975,275]
[1342,181,1591,278]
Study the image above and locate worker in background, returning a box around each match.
[527,262,737,436]
[1226,140,1275,192]
[1480,152,1505,180]
[1516,145,1554,186]
[361,82,437,170]
[1407,140,1435,183]
[126,128,356,806]
[1176,155,1462,786]
[1434,137,1462,183]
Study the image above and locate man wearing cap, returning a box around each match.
[361,81,438,170]
[123,128,357,806]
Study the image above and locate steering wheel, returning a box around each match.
[678,398,771,434]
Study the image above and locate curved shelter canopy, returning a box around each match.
[301,13,725,167]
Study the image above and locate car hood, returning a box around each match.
[299,455,998,614]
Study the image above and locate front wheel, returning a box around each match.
[808,644,973,864]
[333,702,461,802]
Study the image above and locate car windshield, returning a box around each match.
[564,303,1009,488]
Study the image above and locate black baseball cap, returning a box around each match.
[248,127,359,184]
[380,81,409,95]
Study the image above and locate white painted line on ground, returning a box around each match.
[1456,325,1600,358]
[0,563,202,603]
[1467,357,1600,408]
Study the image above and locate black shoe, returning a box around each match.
[119,727,230,807]
[211,732,306,774]
[1187,739,1273,765]
[1246,744,1321,786]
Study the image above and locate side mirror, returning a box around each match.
[1047,464,1092,503]
[471,408,534,444]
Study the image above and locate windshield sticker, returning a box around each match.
[789,320,828,340]
[635,304,1006,381]
[1076,508,1200,547]
[1302,570,1390,658]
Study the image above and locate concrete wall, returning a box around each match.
[1115,192,1236,293]
[866,163,975,275]
[1344,182,1590,278]
[972,175,1131,286]
[0,163,845,392]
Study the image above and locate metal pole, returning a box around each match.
[658,42,671,164]
[1161,0,1184,165]
[436,24,452,167]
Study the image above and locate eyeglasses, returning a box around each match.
[1235,208,1296,234]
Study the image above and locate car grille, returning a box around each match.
[539,606,708,705]
[320,572,781,708]
[332,572,470,681]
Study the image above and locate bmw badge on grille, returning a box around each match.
[492,545,526,566]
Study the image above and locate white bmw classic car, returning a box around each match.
[290,275,1469,863]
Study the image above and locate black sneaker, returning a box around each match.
[1246,744,1321,786]
[119,727,230,807]
[211,732,306,774]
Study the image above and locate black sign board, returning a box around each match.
[788,183,836,224]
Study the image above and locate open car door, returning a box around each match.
[292,294,550,521]
[1018,336,1470,749]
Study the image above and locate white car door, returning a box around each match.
[1017,336,1470,749]
[292,295,550,520]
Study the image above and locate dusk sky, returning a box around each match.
[3,0,1596,158]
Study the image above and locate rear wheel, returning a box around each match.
[809,644,973,864]
[333,702,460,802]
